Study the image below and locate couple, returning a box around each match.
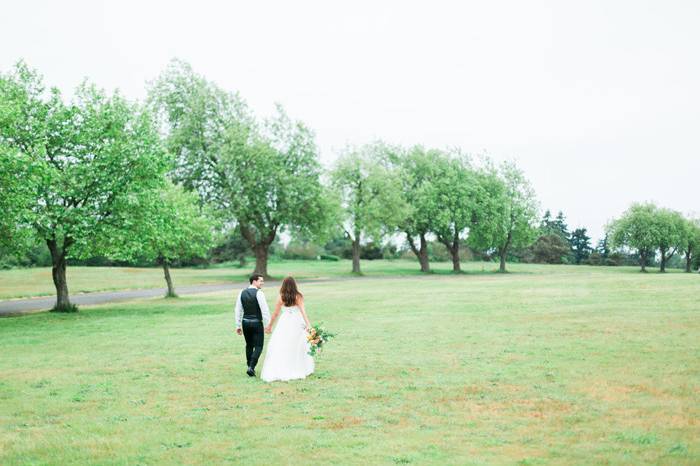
[234,274,314,382]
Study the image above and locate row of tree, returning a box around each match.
[1,60,696,312]
[607,203,700,273]
[0,60,543,310]
[329,144,540,274]
[140,59,543,277]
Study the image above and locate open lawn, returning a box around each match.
[1,263,698,464]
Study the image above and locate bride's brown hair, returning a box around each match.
[280,276,303,306]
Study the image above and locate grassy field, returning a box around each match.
[1,263,698,464]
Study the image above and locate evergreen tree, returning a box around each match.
[570,228,592,264]
[553,211,571,241]
[540,210,570,241]
[540,210,553,232]
[596,234,611,259]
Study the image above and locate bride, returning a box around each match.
[260,276,314,382]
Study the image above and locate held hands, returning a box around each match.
[236,328,242,335]
[265,326,272,334]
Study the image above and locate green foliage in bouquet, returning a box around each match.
[306,323,335,357]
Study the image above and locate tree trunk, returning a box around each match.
[499,233,513,273]
[438,233,461,273]
[161,258,177,298]
[659,247,667,273]
[451,246,461,272]
[406,232,430,273]
[47,239,74,312]
[418,234,430,273]
[499,249,507,273]
[239,223,277,279]
[254,244,269,278]
[450,232,461,273]
[686,251,692,273]
[640,250,647,273]
[351,238,361,274]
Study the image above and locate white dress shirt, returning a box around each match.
[234,285,271,328]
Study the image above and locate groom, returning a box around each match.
[234,274,271,377]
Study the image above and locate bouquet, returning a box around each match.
[306,324,335,357]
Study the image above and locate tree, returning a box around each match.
[0,62,168,311]
[219,106,331,277]
[570,227,593,264]
[681,217,700,273]
[653,208,686,273]
[147,59,250,204]
[532,234,571,264]
[105,183,214,297]
[540,210,570,241]
[540,210,552,227]
[431,152,478,273]
[468,161,539,273]
[553,212,570,241]
[210,226,252,266]
[608,203,659,272]
[149,61,330,277]
[596,234,611,259]
[330,142,407,274]
[393,146,445,272]
[0,146,41,251]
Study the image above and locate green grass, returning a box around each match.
[1,263,698,464]
[0,259,685,300]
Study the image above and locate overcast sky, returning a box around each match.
[2,0,698,242]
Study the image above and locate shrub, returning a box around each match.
[428,241,474,262]
[532,234,570,264]
[360,242,383,260]
[283,241,322,260]
[324,236,353,259]
[587,252,602,265]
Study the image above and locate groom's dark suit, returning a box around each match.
[235,286,270,372]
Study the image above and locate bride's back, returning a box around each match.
[280,276,303,307]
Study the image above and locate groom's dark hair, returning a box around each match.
[249,274,264,284]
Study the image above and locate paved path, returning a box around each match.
[0,273,431,317]
[0,275,400,317]
[0,283,243,317]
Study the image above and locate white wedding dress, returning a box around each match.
[261,305,314,382]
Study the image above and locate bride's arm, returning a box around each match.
[298,296,311,330]
[266,297,282,333]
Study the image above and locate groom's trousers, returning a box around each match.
[241,319,264,369]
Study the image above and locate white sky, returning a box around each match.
[2,0,698,242]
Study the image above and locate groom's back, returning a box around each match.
[241,288,262,320]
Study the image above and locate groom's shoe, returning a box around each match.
[246,366,256,377]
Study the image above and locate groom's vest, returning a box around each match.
[240,288,263,321]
